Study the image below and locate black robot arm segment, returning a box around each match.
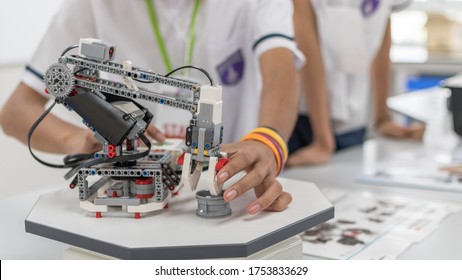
[64,91,153,146]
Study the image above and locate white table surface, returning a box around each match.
[282,138,462,260]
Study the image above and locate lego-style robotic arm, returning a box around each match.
[34,38,228,218]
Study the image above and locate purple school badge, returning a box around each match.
[216,49,245,86]
[361,0,380,17]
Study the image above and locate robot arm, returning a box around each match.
[43,38,227,195]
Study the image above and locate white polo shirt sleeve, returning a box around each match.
[251,0,304,68]
[22,0,96,96]
[391,0,413,12]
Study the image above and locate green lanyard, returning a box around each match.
[145,0,201,73]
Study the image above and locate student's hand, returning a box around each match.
[378,120,425,140]
[286,140,335,167]
[66,129,101,154]
[217,141,293,215]
[145,124,166,143]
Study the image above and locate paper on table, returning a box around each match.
[301,189,460,260]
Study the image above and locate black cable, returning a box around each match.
[133,78,154,84]
[74,67,88,75]
[165,65,214,85]
[133,65,214,85]
[63,153,96,167]
[28,101,67,168]
[61,45,79,57]
[27,101,97,169]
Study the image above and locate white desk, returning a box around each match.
[282,138,462,259]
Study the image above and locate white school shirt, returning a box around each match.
[300,0,412,134]
[22,0,303,144]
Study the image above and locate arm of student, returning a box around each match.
[287,0,335,167]
[258,48,299,139]
[0,83,100,154]
[372,19,425,140]
[217,48,297,214]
